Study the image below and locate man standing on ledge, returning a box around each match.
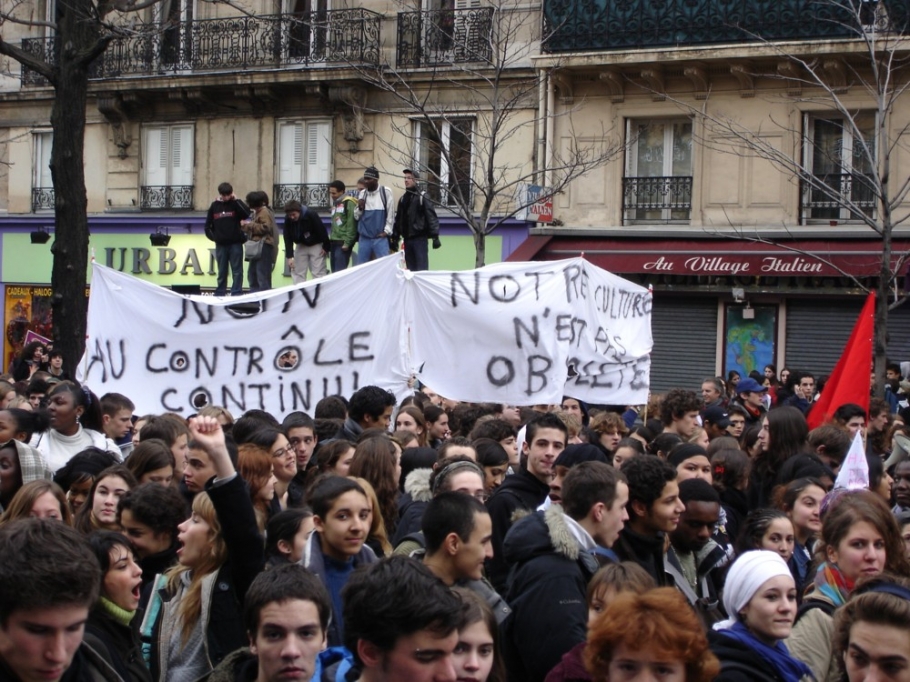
[355,167,395,265]
[392,169,441,272]
[205,181,250,296]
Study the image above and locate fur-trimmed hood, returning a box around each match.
[403,467,433,503]
[502,504,585,566]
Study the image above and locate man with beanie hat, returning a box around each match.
[667,478,727,626]
[391,169,440,271]
[501,461,628,682]
[355,166,395,265]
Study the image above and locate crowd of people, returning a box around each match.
[1,362,910,682]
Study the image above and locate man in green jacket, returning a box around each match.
[328,180,358,272]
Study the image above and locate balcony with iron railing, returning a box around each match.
[31,187,54,212]
[623,176,693,224]
[273,184,331,211]
[397,7,494,68]
[21,9,381,85]
[800,172,877,223]
[140,186,194,210]
[542,0,909,53]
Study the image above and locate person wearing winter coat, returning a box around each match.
[501,462,628,682]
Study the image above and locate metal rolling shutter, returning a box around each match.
[649,295,717,392]
[886,303,910,363]
[785,298,863,376]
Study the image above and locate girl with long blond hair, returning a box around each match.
[139,417,264,681]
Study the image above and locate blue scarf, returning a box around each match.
[720,622,814,682]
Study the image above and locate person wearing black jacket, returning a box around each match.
[86,531,154,682]
[486,413,567,592]
[283,199,330,283]
[205,182,251,296]
[501,462,628,682]
[391,169,440,272]
[613,455,684,587]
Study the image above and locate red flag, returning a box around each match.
[807,292,875,430]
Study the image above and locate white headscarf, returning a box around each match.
[714,550,794,631]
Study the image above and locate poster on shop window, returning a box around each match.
[77,255,652,414]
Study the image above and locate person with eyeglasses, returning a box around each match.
[418,492,511,625]
[242,427,295,511]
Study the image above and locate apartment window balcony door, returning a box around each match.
[802,114,876,224]
[32,132,54,212]
[414,118,474,208]
[283,0,329,63]
[624,120,693,224]
[157,0,195,71]
[275,120,332,209]
[141,125,194,209]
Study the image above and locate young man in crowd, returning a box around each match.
[782,371,816,414]
[391,168,441,272]
[833,402,867,439]
[339,385,396,442]
[342,556,466,682]
[282,199,331,283]
[501,461,629,682]
[100,392,136,458]
[486,413,567,591]
[118,482,187,586]
[354,166,395,265]
[659,388,702,438]
[300,476,376,648]
[614,455,685,586]
[282,412,318,508]
[328,180,358,272]
[419,491,510,623]
[666,478,726,624]
[207,564,332,682]
[726,405,747,439]
[0,518,119,681]
[205,181,250,297]
[733,377,769,425]
[701,405,731,441]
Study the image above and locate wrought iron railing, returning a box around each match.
[273,184,331,210]
[21,9,381,85]
[140,185,194,210]
[800,172,877,222]
[543,0,910,52]
[31,187,55,212]
[623,176,693,223]
[397,7,494,68]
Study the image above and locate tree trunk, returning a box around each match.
[49,3,93,376]
[474,230,486,268]
[874,220,892,400]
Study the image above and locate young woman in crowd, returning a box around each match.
[86,530,152,682]
[124,438,176,487]
[395,405,429,447]
[612,437,645,469]
[310,439,356,478]
[472,437,510,494]
[709,550,812,682]
[752,407,809,507]
[735,509,796,563]
[242,426,295,510]
[711,448,751,545]
[586,587,719,682]
[866,454,893,502]
[141,416,264,681]
[774,477,826,593]
[0,479,72,525]
[0,438,52,510]
[452,587,506,682]
[350,476,393,557]
[669,443,713,484]
[788,490,910,682]
[53,447,121,514]
[833,574,910,682]
[30,381,120,471]
[349,435,400,539]
[0,379,17,409]
[74,464,137,534]
[264,507,315,567]
[546,562,655,682]
[237,442,277,533]
[0,406,48,443]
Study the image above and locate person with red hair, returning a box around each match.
[585,587,719,682]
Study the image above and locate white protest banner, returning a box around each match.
[78,254,652,413]
[405,257,652,405]
[77,256,410,415]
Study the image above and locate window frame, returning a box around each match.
[412,116,475,209]
[623,117,694,224]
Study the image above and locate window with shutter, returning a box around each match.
[275,119,333,208]
[141,124,195,209]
